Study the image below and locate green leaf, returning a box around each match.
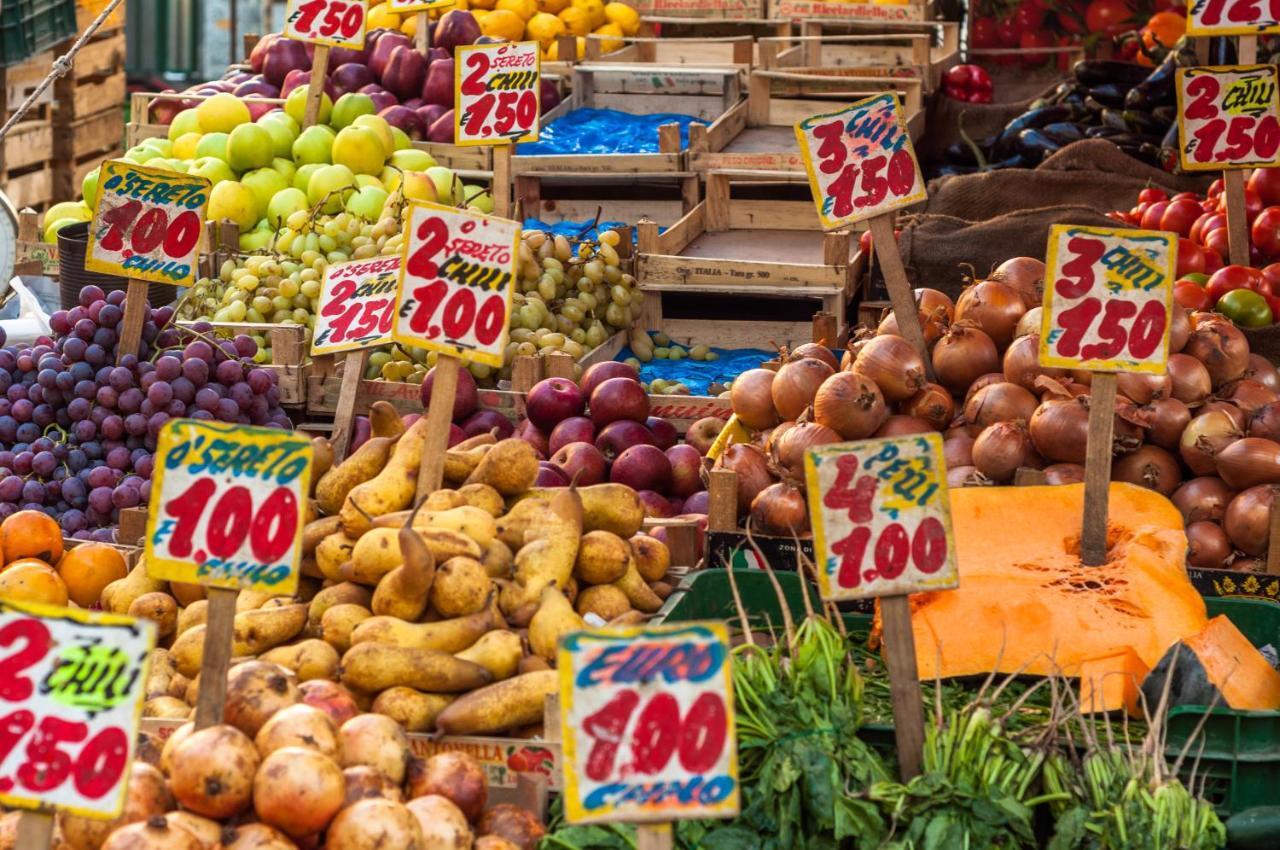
[696,825,764,850]
[1046,806,1090,850]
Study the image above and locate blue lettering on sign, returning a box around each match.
[575,641,725,688]
[196,558,292,586]
[163,431,310,485]
[122,254,192,282]
[581,775,736,811]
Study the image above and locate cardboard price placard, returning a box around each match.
[1039,225,1176,374]
[84,161,210,287]
[455,42,541,146]
[392,201,518,368]
[145,420,312,594]
[1177,65,1280,171]
[388,0,454,11]
[795,93,926,230]
[804,434,957,602]
[0,600,155,819]
[1188,0,1280,35]
[312,256,399,356]
[284,0,368,48]
[558,622,738,825]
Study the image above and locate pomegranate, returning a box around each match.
[224,661,299,737]
[253,747,345,838]
[169,725,259,819]
[338,713,411,784]
[325,798,424,849]
[220,823,298,850]
[60,763,172,850]
[100,817,202,850]
[254,703,339,758]
[299,679,360,727]
[343,765,405,807]
[477,804,546,850]
[406,795,473,848]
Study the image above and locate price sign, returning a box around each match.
[794,93,926,230]
[284,0,368,49]
[145,420,312,594]
[1188,0,1280,35]
[1039,225,1176,374]
[804,434,957,602]
[393,201,518,368]
[558,622,738,825]
[1177,66,1280,170]
[312,256,399,356]
[455,42,541,146]
[0,600,155,819]
[388,0,455,10]
[84,161,210,287]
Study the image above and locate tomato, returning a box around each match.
[1175,280,1212,311]
[1206,264,1257,303]
[1208,178,1225,202]
[1138,187,1168,205]
[1140,201,1169,230]
[997,16,1021,46]
[1217,288,1274,327]
[1250,206,1280,258]
[971,17,999,49]
[1244,187,1266,222]
[1203,244,1225,274]
[1161,199,1204,236]
[1183,272,1210,287]
[1019,30,1054,65]
[859,229,873,255]
[1175,238,1206,277]
[1197,213,1228,242]
[1248,168,1280,206]
[1173,191,1201,202]
[1189,212,1216,243]
[1086,0,1134,37]
[1262,263,1280,293]
[1014,2,1046,32]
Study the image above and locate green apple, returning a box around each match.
[227,123,275,173]
[241,167,290,215]
[308,163,358,214]
[272,157,297,184]
[285,87,332,127]
[259,115,299,158]
[463,184,494,215]
[43,218,82,244]
[259,109,299,135]
[292,125,334,165]
[379,166,403,194]
[390,126,412,151]
[82,168,101,207]
[268,187,311,227]
[390,149,437,172]
[332,125,387,176]
[45,201,91,225]
[345,185,389,221]
[425,166,458,205]
[126,146,161,164]
[208,180,259,230]
[240,220,275,251]
[188,156,236,185]
[194,132,229,161]
[352,115,395,157]
[331,93,376,130]
[143,138,173,157]
[167,109,202,142]
[293,162,325,193]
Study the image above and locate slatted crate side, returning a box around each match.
[57,27,124,82]
[769,0,930,22]
[54,68,123,122]
[5,163,54,211]
[3,118,52,172]
[53,144,120,206]
[1,49,56,122]
[76,0,126,33]
[53,104,122,161]
[631,0,764,19]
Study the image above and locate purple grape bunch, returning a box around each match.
[0,285,293,541]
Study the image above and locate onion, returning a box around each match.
[875,415,935,437]
[955,279,1026,347]
[944,434,975,468]
[1202,400,1248,431]
[1015,306,1043,339]
[1168,353,1212,405]
[775,420,841,479]
[813,372,887,438]
[1043,463,1086,484]
[1002,334,1066,392]
[1249,400,1280,441]
[1071,369,1094,387]
[904,383,955,430]
[1185,316,1250,387]
[1215,436,1280,489]
[854,335,926,401]
[946,465,983,487]
[1225,484,1275,555]
[715,443,773,514]
[1180,409,1244,475]
[1246,353,1280,391]
[790,342,839,371]
[750,481,809,535]
[731,369,779,430]
[1170,305,1191,354]
[972,422,1033,483]
[1117,372,1171,404]
[993,256,1045,308]
[1112,445,1181,495]
[1029,394,1091,463]
[1233,557,1265,572]
[1172,477,1235,523]
[1187,521,1232,569]
[932,324,998,395]
[1143,397,1191,450]
[877,288,954,348]
[963,382,1038,429]
[964,372,1007,404]
[771,357,834,420]
[1221,378,1279,414]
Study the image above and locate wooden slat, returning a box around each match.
[727,199,821,231]
[3,121,52,172]
[54,108,123,161]
[57,72,126,121]
[770,0,928,22]
[513,152,683,175]
[638,253,847,289]
[655,201,706,255]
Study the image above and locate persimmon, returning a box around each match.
[0,509,63,565]
[56,543,128,608]
[0,560,68,606]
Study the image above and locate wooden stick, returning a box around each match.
[194,587,238,729]
[493,144,513,220]
[666,523,698,569]
[811,311,837,347]
[17,812,53,849]
[415,11,431,54]
[708,468,737,533]
[330,349,369,461]
[417,354,461,500]
[116,279,150,365]
[304,45,331,128]
[1080,372,1117,566]
[1014,467,1047,486]
[868,214,932,377]
[545,350,575,380]
[511,354,541,419]
[637,824,673,850]
[261,0,272,32]
[880,594,924,779]
[1267,484,1280,575]
[1224,169,1251,267]
[1240,34,1258,64]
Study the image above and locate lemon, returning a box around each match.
[172,131,203,160]
[195,93,250,134]
[496,0,537,19]
[480,8,526,39]
[558,5,591,35]
[367,3,401,29]
[604,1,639,34]
[574,0,606,28]
[594,22,624,52]
[400,14,417,35]
[470,0,497,9]
[208,181,259,230]
[540,0,571,12]
[527,11,566,47]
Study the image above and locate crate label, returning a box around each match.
[312,256,399,356]
[1039,225,1176,374]
[145,420,312,594]
[284,0,369,49]
[388,0,455,10]
[1177,66,1280,170]
[393,202,518,368]
[773,0,924,23]
[559,622,738,825]
[631,0,760,17]
[795,93,925,229]
[804,434,957,602]
[84,161,210,287]
[0,600,155,820]
[455,42,541,146]
[1188,0,1280,35]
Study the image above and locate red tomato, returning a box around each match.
[1208,178,1225,202]
[1203,245,1225,274]
[1248,168,1280,206]
[1255,208,1280,258]
[971,17,999,49]
[1203,228,1232,264]
[1245,187,1265,222]
[1261,262,1280,292]
[1141,201,1169,230]
[859,229,873,254]
[1175,280,1212,310]
[1198,213,1228,241]
[1190,212,1215,243]
[1085,0,1134,37]
[1173,191,1201,202]
[1175,238,1206,277]
[1161,199,1204,236]
[1019,30,1053,65]
[997,16,1021,46]
[1206,264,1257,303]
[1138,187,1168,205]
[1014,2,1046,31]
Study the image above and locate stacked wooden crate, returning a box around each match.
[0,51,57,212]
[52,0,126,201]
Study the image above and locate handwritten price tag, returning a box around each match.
[1188,0,1280,35]
[0,600,154,819]
[1039,225,1176,374]
[84,161,210,287]
[455,42,541,146]
[393,201,518,368]
[284,0,368,48]
[1177,66,1280,171]
[388,0,455,10]
[794,93,925,229]
[312,256,399,356]
[145,420,312,594]
[558,622,739,826]
[804,434,957,602]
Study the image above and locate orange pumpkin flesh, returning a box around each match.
[1165,615,1280,710]
[1079,647,1149,717]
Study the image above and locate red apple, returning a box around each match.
[420,364,478,422]
[515,419,549,458]
[595,419,654,462]
[527,378,586,432]
[349,415,371,453]
[549,416,594,454]
[460,409,514,440]
[535,461,569,487]
[611,444,672,492]
[637,490,675,518]
[551,441,607,486]
[665,444,703,498]
[646,416,678,450]
[590,377,650,426]
[685,416,724,455]
[580,361,639,398]
[683,490,710,514]
[448,424,466,447]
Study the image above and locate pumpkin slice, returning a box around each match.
[1079,647,1149,717]
[1141,615,1280,711]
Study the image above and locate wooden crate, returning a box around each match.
[770,0,931,22]
[53,144,120,205]
[580,33,757,68]
[77,0,127,33]
[632,0,765,18]
[4,162,54,211]
[176,321,310,407]
[760,22,959,89]
[688,68,922,173]
[55,69,125,123]
[54,105,123,162]
[517,174,696,230]
[1,50,56,120]
[58,28,125,81]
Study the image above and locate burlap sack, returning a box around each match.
[1242,326,1280,364]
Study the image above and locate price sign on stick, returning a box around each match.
[312,256,399,356]
[1177,66,1280,170]
[1039,225,1176,374]
[1188,0,1280,35]
[145,420,313,595]
[455,42,541,145]
[84,161,210,287]
[393,201,518,368]
[558,622,739,826]
[284,0,368,48]
[795,93,926,230]
[0,600,155,819]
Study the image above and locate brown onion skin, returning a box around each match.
[1167,305,1190,354]
[1186,317,1250,387]
[1225,484,1275,555]
[1233,557,1265,572]
[1014,306,1042,339]
[855,335,926,402]
[1043,463,1086,485]
[964,372,1007,405]
[1214,437,1280,490]
[1187,521,1232,569]
[877,288,954,348]
[1201,400,1248,431]
[1180,408,1244,475]
[731,369,780,430]
[1167,353,1212,405]
[790,342,840,371]
[771,357,834,421]
[750,482,809,536]
[874,415,935,438]
[715,443,774,515]
[1002,334,1067,392]
[964,382,1038,430]
[993,256,1045,308]
[1112,445,1181,496]
[944,434,975,468]
[775,421,842,479]
[972,422,1033,483]
[905,383,955,430]
[1248,400,1280,442]
[1221,378,1279,415]
[1246,353,1280,392]
[1029,395,1091,463]
[1171,477,1235,524]
[933,324,999,395]
[813,372,887,439]
[1143,397,1191,450]
[956,279,1027,348]
[1117,372,1172,405]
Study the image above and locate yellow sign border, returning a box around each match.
[1176,65,1280,172]
[453,42,542,147]
[1186,0,1280,37]
[283,0,370,50]
[387,0,455,11]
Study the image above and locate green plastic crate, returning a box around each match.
[0,0,76,67]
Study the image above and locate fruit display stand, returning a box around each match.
[631,0,768,20]
[757,22,960,89]
[51,1,125,200]
[176,320,311,408]
[0,50,57,212]
[579,32,757,68]
[688,69,923,173]
[769,0,930,23]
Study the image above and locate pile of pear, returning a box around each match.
[108,400,674,738]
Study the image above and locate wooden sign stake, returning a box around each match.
[304,45,331,128]
[416,12,431,54]
[116,279,150,365]
[637,824,674,850]
[17,812,53,849]
[330,349,370,460]
[708,468,737,533]
[1080,372,1117,566]
[880,595,925,778]
[868,214,932,377]
[493,144,513,220]
[1267,484,1280,575]
[194,587,239,729]
[416,354,461,500]
[1223,34,1259,267]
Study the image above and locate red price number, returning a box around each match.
[811,119,916,219]
[162,478,299,566]
[459,47,539,141]
[1194,0,1280,27]
[319,281,395,347]
[404,215,507,346]
[292,0,365,40]
[1184,74,1280,164]
[97,199,202,260]
[1051,236,1167,361]
[580,689,727,782]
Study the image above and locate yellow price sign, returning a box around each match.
[1177,66,1280,171]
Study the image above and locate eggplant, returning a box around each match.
[1087,83,1128,108]
[1152,105,1177,126]
[1086,125,1125,138]
[1073,59,1153,88]
[1016,128,1063,160]
[1123,109,1166,135]
[1101,108,1134,132]
[1040,122,1086,145]
[1125,52,1179,111]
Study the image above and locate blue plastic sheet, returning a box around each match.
[614,343,773,396]
[522,218,628,240]
[518,108,701,156]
